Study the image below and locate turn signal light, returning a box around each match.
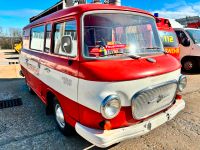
[104,121,112,130]
[176,94,182,100]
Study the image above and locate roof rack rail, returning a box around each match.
[29,0,121,23]
[29,0,86,23]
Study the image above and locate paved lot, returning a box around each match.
[0,79,93,150]
[0,49,21,78]
[0,50,200,150]
[0,49,19,65]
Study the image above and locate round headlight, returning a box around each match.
[101,95,121,119]
[178,75,187,92]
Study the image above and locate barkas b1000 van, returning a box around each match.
[20,3,186,148]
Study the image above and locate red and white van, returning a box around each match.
[155,15,180,60]
[20,3,186,148]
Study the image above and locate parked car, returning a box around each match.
[174,28,200,72]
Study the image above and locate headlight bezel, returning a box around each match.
[100,95,121,119]
[177,75,187,92]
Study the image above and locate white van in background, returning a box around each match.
[174,28,200,72]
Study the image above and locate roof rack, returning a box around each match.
[29,0,86,23]
[29,0,121,23]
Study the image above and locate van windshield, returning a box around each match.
[185,29,200,44]
[158,31,179,47]
[83,13,164,59]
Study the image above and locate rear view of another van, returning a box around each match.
[155,15,180,60]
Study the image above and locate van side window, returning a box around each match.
[53,20,77,57]
[175,31,187,43]
[45,24,51,52]
[30,26,45,51]
[23,29,30,49]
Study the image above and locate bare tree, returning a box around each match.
[0,26,2,37]
[9,28,22,37]
[7,28,22,49]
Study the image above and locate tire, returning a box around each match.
[182,58,197,72]
[53,97,75,136]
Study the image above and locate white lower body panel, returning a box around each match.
[75,99,185,148]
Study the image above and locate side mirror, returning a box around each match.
[61,35,72,54]
[181,37,190,47]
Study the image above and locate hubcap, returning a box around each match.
[55,104,65,128]
[184,61,193,71]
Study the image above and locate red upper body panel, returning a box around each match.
[78,54,181,82]
[24,4,153,29]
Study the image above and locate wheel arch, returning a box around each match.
[181,56,200,71]
[45,89,57,115]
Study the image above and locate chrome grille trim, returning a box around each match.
[131,80,178,120]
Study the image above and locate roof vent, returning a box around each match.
[109,0,121,6]
[92,0,101,4]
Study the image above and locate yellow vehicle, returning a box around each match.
[14,40,22,53]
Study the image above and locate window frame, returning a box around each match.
[44,23,52,53]
[175,30,192,47]
[29,25,45,52]
[81,10,164,60]
[52,19,78,58]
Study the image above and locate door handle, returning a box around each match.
[44,68,51,73]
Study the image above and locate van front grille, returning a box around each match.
[132,82,177,120]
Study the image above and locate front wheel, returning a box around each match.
[182,58,197,72]
[53,98,75,136]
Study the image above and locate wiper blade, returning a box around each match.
[99,52,125,57]
[142,47,161,50]
[127,54,141,59]
[99,52,141,59]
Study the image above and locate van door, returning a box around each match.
[175,30,192,59]
[40,20,79,120]
[26,26,45,96]
[184,29,200,57]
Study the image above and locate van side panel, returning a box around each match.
[20,49,80,125]
[40,53,80,122]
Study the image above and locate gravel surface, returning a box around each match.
[0,73,199,150]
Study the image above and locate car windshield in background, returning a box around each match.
[158,31,179,47]
[83,13,164,59]
[186,29,200,44]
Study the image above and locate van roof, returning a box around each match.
[24,4,153,30]
[174,28,200,30]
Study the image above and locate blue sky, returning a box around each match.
[0,0,200,29]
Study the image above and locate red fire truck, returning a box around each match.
[20,0,186,148]
[155,15,180,60]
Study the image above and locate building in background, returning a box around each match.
[176,16,200,29]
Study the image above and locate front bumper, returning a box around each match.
[75,99,185,148]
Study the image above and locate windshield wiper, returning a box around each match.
[99,52,141,59]
[99,52,125,57]
[127,54,141,59]
[142,47,161,50]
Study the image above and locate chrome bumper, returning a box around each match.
[75,99,185,148]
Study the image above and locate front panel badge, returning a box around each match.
[146,58,156,63]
